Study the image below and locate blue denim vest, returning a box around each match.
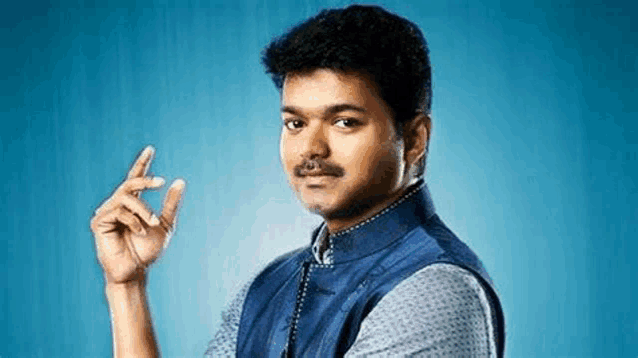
[237,182,505,357]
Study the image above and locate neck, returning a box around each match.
[324,178,422,234]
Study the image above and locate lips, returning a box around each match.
[302,171,338,177]
[302,173,338,187]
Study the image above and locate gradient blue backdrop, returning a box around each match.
[2,0,636,356]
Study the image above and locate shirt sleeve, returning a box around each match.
[203,279,252,357]
[344,263,497,357]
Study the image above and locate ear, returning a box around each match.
[403,112,431,170]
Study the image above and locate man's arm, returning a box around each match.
[106,279,160,357]
[90,146,185,357]
[345,263,498,357]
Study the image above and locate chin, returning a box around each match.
[304,199,365,221]
[300,192,352,218]
[306,205,329,218]
[297,184,369,220]
[303,199,338,218]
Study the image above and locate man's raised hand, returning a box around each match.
[90,146,185,284]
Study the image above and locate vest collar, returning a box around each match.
[311,179,436,264]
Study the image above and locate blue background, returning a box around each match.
[2,0,636,356]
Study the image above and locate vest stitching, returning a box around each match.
[288,263,314,353]
[326,181,425,264]
[329,181,424,238]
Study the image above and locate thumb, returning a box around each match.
[160,179,186,231]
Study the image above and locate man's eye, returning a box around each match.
[284,119,304,130]
[334,118,361,128]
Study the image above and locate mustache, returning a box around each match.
[294,158,345,177]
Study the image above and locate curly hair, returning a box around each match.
[262,4,432,177]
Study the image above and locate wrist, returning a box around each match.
[105,274,147,302]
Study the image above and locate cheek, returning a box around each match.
[370,146,402,183]
[279,134,290,172]
[340,135,401,178]
[280,133,297,174]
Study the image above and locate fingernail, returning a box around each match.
[173,178,186,189]
[139,227,147,236]
[143,146,154,157]
[153,177,165,186]
[150,214,160,226]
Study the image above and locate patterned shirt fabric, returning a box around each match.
[205,223,497,357]
[344,263,496,357]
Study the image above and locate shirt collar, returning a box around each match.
[311,179,435,265]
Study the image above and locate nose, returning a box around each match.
[301,122,330,159]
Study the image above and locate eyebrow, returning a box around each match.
[281,103,367,116]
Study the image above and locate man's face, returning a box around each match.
[280,69,409,222]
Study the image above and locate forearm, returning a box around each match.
[106,279,160,358]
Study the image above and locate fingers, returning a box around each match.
[95,177,164,216]
[118,176,165,195]
[95,194,159,227]
[118,195,160,227]
[91,206,144,234]
[115,207,147,236]
[160,179,186,229]
[127,146,155,180]
[91,207,145,269]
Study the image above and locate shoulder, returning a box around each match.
[396,262,494,303]
[346,263,497,357]
[423,215,490,278]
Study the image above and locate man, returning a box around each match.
[91,4,504,357]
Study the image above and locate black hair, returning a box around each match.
[261,4,432,177]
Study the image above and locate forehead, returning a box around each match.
[281,69,386,112]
